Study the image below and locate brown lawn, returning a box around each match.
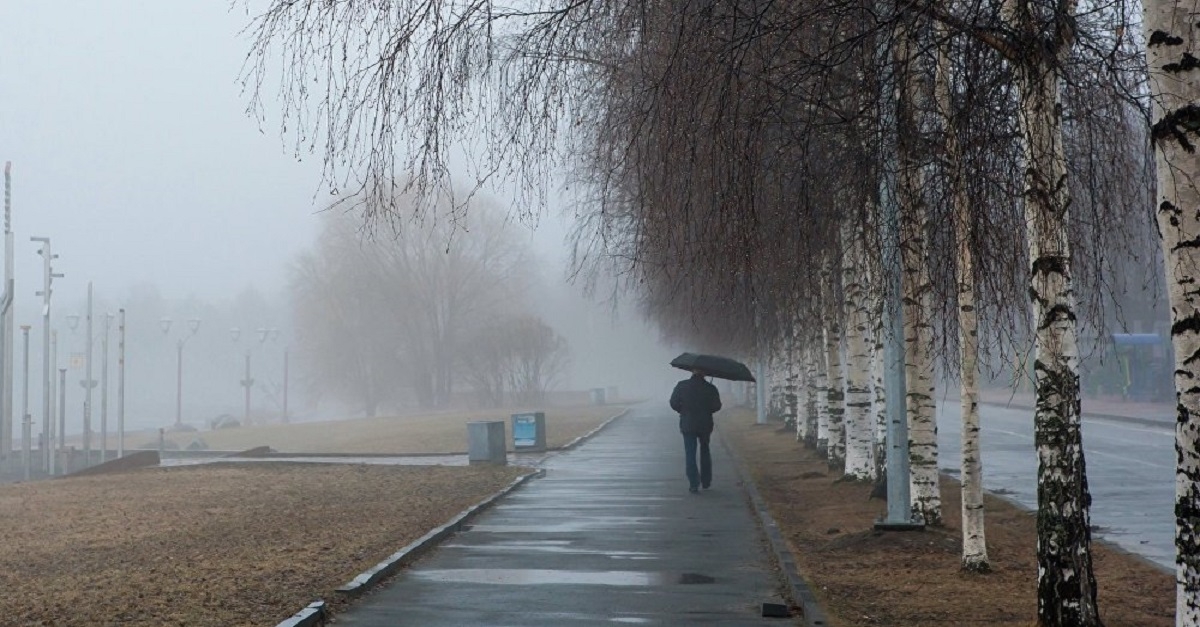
[128,404,623,454]
[719,409,1174,627]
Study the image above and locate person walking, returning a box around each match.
[669,368,722,493]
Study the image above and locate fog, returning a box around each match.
[0,3,679,436]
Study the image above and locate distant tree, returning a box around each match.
[461,314,570,407]
[291,193,533,412]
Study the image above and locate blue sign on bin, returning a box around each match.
[511,412,546,451]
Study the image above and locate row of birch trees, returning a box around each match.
[242,0,1200,623]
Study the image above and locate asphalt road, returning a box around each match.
[333,407,796,626]
[937,401,1173,569]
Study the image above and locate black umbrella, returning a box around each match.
[670,352,756,382]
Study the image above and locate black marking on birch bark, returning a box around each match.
[1152,105,1200,152]
[1174,235,1200,252]
[1150,30,1185,46]
[1165,53,1200,73]
[1031,255,1069,278]
[1173,311,1200,338]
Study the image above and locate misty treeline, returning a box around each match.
[290,199,568,415]
[242,0,1200,624]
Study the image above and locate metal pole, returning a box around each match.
[20,325,29,480]
[57,368,65,474]
[117,309,125,459]
[1,162,12,461]
[874,36,919,528]
[175,340,183,428]
[83,282,93,465]
[243,351,252,426]
[32,236,54,473]
[100,313,110,462]
[755,358,767,425]
[48,330,56,476]
[282,347,289,424]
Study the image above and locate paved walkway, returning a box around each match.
[333,405,796,626]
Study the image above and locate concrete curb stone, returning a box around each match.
[717,426,829,627]
[273,467,546,626]
[272,408,626,626]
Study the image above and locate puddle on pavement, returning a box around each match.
[413,568,715,586]
[442,542,657,559]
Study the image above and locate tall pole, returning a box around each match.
[83,282,93,465]
[32,236,58,473]
[175,340,183,428]
[875,30,918,528]
[100,313,110,461]
[117,309,125,458]
[57,368,65,474]
[282,347,289,424]
[2,162,14,460]
[48,330,56,476]
[20,324,30,480]
[243,351,252,426]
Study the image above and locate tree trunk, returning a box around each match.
[843,222,875,480]
[895,19,941,526]
[936,28,988,572]
[1144,6,1200,622]
[815,331,831,458]
[825,318,846,473]
[804,345,820,448]
[1014,59,1101,626]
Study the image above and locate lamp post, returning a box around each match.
[231,327,276,426]
[19,324,29,480]
[100,313,112,461]
[161,317,201,429]
[31,236,61,473]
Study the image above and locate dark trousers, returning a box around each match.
[682,432,712,489]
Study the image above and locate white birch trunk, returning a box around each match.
[826,318,846,472]
[1013,57,1101,627]
[1144,6,1200,622]
[871,332,887,480]
[843,222,875,480]
[895,20,940,525]
[935,28,988,572]
[815,331,830,458]
[804,344,820,447]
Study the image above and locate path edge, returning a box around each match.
[717,427,830,627]
[559,407,630,450]
[273,466,547,627]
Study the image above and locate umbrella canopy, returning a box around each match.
[670,352,756,382]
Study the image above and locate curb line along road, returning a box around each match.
[718,425,829,627]
[273,407,630,627]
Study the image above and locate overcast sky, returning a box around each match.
[0,2,575,305]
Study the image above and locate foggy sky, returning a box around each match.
[0,3,680,432]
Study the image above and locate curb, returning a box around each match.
[977,400,1173,430]
[717,428,829,627]
[559,407,630,450]
[274,467,546,626]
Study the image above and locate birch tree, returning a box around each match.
[935,26,988,572]
[895,16,942,526]
[1144,3,1200,620]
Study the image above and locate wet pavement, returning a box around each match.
[939,401,1173,569]
[332,406,795,626]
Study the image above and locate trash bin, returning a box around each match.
[467,421,507,465]
[590,387,606,405]
[511,412,546,452]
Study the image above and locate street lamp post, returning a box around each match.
[231,327,276,426]
[100,313,112,462]
[162,317,201,429]
[19,324,30,480]
[31,236,61,473]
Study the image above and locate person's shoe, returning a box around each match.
[702,484,711,490]
[689,486,699,494]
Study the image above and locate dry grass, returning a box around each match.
[719,409,1173,627]
[130,404,623,454]
[0,462,528,626]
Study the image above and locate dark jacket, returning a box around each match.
[670,374,722,435]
